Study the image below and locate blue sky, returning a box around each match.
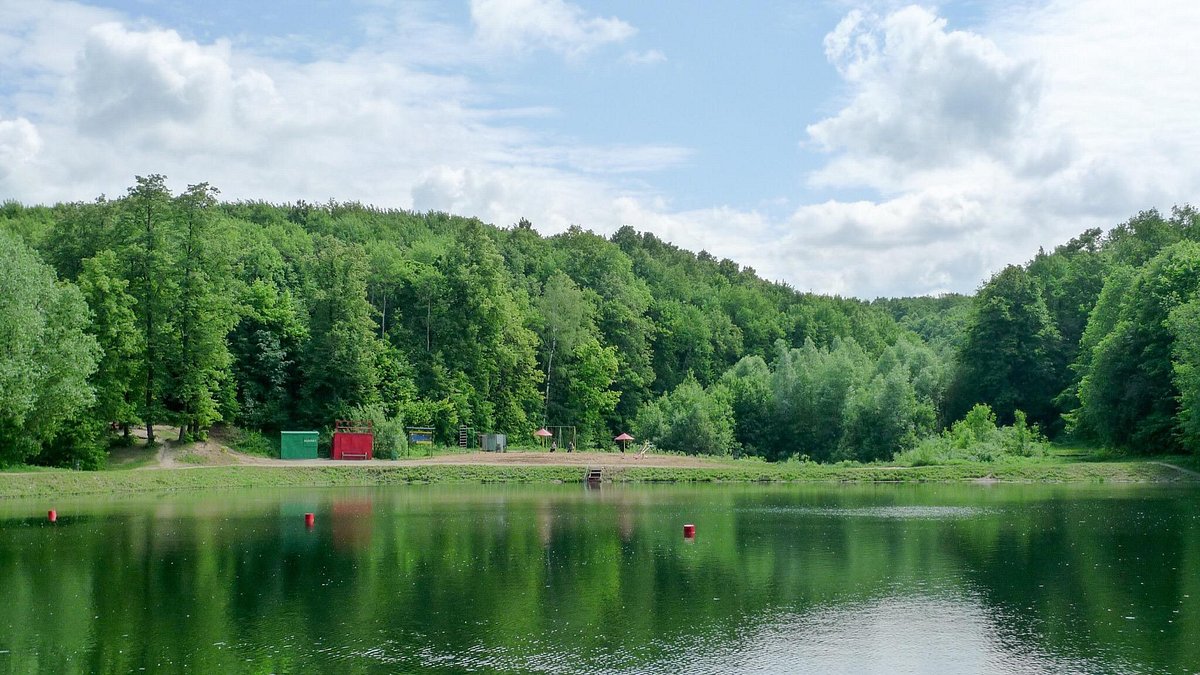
[2,0,1199,296]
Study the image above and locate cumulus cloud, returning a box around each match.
[75,24,237,139]
[4,1,1200,298]
[808,6,1039,181]
[780,1,1200,296]
[0,117,42,183]
[470,0,635,57]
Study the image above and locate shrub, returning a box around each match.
[893,404,1048,465]
[348,404,407,459]
[229,429,278,458]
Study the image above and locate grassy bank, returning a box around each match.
[0,456,1195,499]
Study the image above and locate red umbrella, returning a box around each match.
[534,428,553,437]
[614,433,634,452]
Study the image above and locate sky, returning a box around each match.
[2,0,1199,298]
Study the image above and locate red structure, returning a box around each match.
[332,420,374,460]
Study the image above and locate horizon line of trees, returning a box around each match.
[1,176,1197,466]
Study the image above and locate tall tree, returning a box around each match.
[949,266,1061,429]
[77,250,141,440]
[1075,241,1200,451]
[230,280,307,431]
[535,272,598,425]
[1169,298,1200,453]
[120,174,177,445]
[299,236,382,425]
[0,230,99,464]
[171,183,237,440]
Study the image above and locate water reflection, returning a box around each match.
[0,484,1196,674]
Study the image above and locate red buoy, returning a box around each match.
[683,523,695,538]
[48,510,57,523]
[305,512,315,527]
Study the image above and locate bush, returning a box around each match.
[634,376,735,456]
[893,404,1048,465]
[349,404,407,459]
[229,428,278,458]
[31,417,108,470]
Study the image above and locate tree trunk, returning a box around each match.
[543,337,556,426]
[144,204,156,446]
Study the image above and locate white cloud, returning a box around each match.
[808,6,1039,180]
[4,1,1200,299]
[470,0,635,57]
[0,3,684,208]
[0,117,42,185]
[784,1,1200,296]
[622,49,666,66]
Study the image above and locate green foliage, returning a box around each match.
[229,281,307,431]
[34,417,109,470]
[299,236,383,424]
[872,294,973,354]
[394,398,459,444]
[839,366,930,462]
[119,174,177,444]
[634,376,735,455]
[949,265,1062,430]
[714,356,773,456]
[767,337,870,462]
[1074,241,1200,452]
[170,182,238,439]
[348,404,408,459]
[894,404,1048,465]
[0,229,99,465]
[1169,299,1200,452]
[77,251,141,435]
[228,428,279,458]
[37,178,1200,467]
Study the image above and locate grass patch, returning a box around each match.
[0,456,1192,500]
[176,451,208,465]
[0,464,59,474]
[225,428,278,458]
[103,444,158,470]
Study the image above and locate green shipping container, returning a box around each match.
[281,431,319,459]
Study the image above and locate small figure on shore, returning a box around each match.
[550,439,558,453]
[568,440,575,453]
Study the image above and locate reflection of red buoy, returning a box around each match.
[48,510,57,523]
[683,523,695,538]
[305,513,315,528]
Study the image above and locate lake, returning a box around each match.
[0,483,1197,674]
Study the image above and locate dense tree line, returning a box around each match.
[948,207,1200,453]
[0,177,919,466]
[1,177,1197,465]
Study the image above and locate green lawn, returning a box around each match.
[1,451,1195,500]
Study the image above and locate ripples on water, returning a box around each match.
[742,505,990,520]
[314,595,1140,674]
[0,484,1196,674]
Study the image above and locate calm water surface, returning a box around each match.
[0,483,1197,674]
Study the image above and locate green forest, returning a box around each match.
[2,175,1199,468]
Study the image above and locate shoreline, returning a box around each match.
[1,457,1196,500]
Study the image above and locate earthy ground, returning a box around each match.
[111,426,732,471]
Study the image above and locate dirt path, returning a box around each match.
[144,446,738,471]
